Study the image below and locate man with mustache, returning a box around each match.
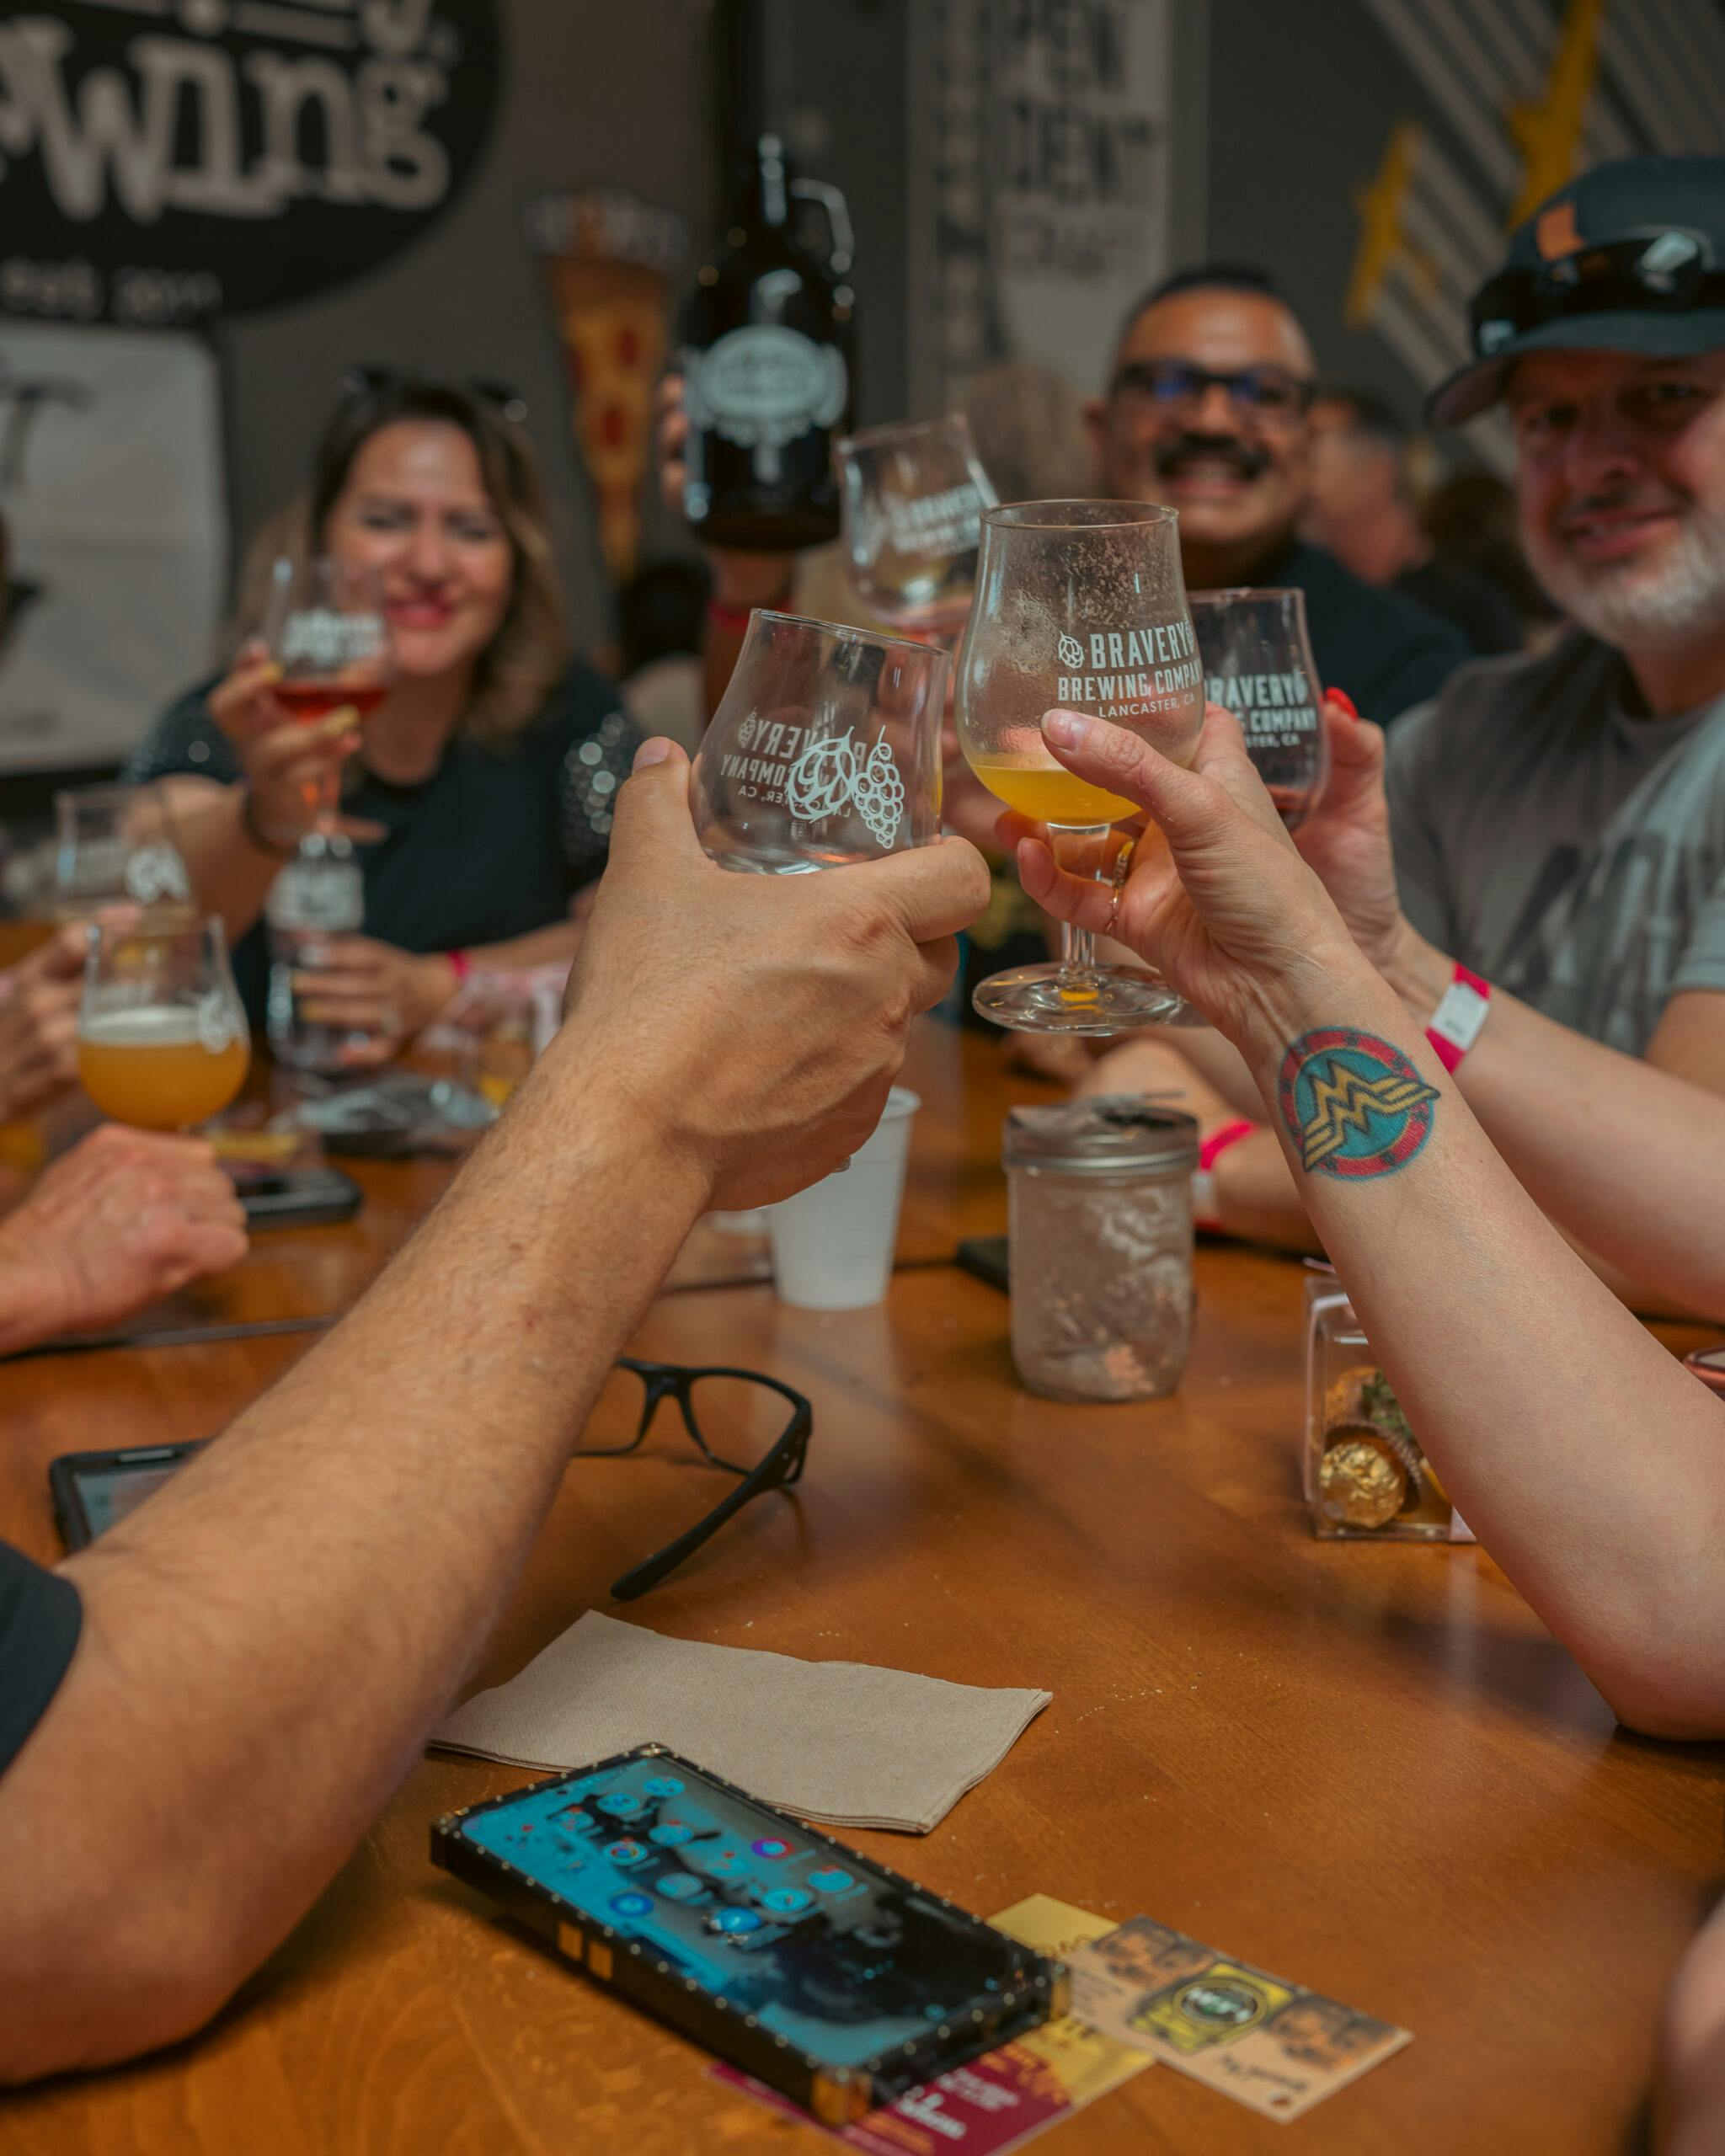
[1090,157,1725,1310]
[1084,264,1470,725]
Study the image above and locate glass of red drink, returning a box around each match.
[262,555,394,827]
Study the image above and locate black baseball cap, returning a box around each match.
[1429,156,1725,426]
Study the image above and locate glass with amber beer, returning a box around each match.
[955,500,1204,1033]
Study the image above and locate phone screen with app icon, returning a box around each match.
[447,1751,1042,2074]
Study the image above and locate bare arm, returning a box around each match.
[1376,924,1725,1315]
[1261,706,1725,1314]
[1013,705,1725,1740]
[158,774,291,943]
[0,1070,700,2079]
[1086,1008,1717,1311]
[1664,1899,1725,2154]
[1645,988,1725,1094]
[0,742,988,2081]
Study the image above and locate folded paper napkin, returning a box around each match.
[431,1610,1051,1833]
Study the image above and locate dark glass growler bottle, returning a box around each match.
[679,135,852,551]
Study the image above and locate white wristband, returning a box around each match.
[1426,965,1491,1074]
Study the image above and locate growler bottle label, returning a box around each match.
[686,326,848,458]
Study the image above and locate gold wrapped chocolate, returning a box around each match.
[1324,1364,1417,1450]
[1319,1426,1407,1529]
[1309,1314,1463,1540]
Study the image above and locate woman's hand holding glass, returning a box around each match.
[955,500,1204,1032]
[210,640,384,853]
[998,701,1364,1053]
[291,934,457,1068]
[1284,697,1418,984]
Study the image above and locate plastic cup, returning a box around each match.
[766,1088,920,1310]
[708,1209,769,1235]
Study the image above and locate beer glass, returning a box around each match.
[956,501,1204,1033]
[690,611,946,872]
[835,414,997,641]
[1188,588,1330,830]
[53,783,193,926]
[78,918,250,1131]
[261,555,393,828]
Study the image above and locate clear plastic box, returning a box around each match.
[1304,1264,1474,1542]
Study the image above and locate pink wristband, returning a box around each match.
[1199,1118,1257,1171]
[1426,963,1491,1074]
[1194,1118,1257,1234]
[446,949,473,987]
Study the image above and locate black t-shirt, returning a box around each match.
[125,664,639,1021]
[1268,540,1472,727]
[0,1541,80,1774]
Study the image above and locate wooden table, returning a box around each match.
[0,1021,1719,2154]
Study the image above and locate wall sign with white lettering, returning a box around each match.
[0,0,503,328]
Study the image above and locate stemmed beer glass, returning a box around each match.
[690,611,948,873]
[260,555,393,831]
[53,784,194,927]
[1188,588,1330,830]
[835,414,997,643]
[955,501,1204,1033]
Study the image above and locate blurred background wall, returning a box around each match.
[2,0,1721,790]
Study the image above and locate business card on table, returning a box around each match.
[1067,1915,1411,2122]
[709,1893,1151,2155]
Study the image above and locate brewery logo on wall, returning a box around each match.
[0,0,503,329]
[527,184,690,583]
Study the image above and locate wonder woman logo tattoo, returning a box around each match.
[1277,1028,1439,1179]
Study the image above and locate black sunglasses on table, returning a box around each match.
[1471,228,1725,355]
[1111,358,1316,422]
[574,1358,812,1601]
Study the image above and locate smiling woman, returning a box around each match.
[121,374,638,1054]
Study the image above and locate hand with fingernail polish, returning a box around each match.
[1282,691,1410,979]
[993,700,1361,1048]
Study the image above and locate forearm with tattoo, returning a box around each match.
[1275,1028,1439,1181]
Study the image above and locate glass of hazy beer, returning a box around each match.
[956,501,1204,1033]
[78,918,250,1132]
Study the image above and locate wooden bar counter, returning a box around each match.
[0,1020,1718,2153]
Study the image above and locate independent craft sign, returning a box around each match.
[0,0,502,328]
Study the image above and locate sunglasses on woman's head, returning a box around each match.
[336,364,529,425]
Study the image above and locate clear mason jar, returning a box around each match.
[1002,1097,1199,1401]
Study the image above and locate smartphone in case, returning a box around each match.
[229,1164,362,1228]
[50,1441,206,1550]
[432,1744,1065,2123]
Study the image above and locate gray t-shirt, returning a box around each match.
[1386,632,1725,1054]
